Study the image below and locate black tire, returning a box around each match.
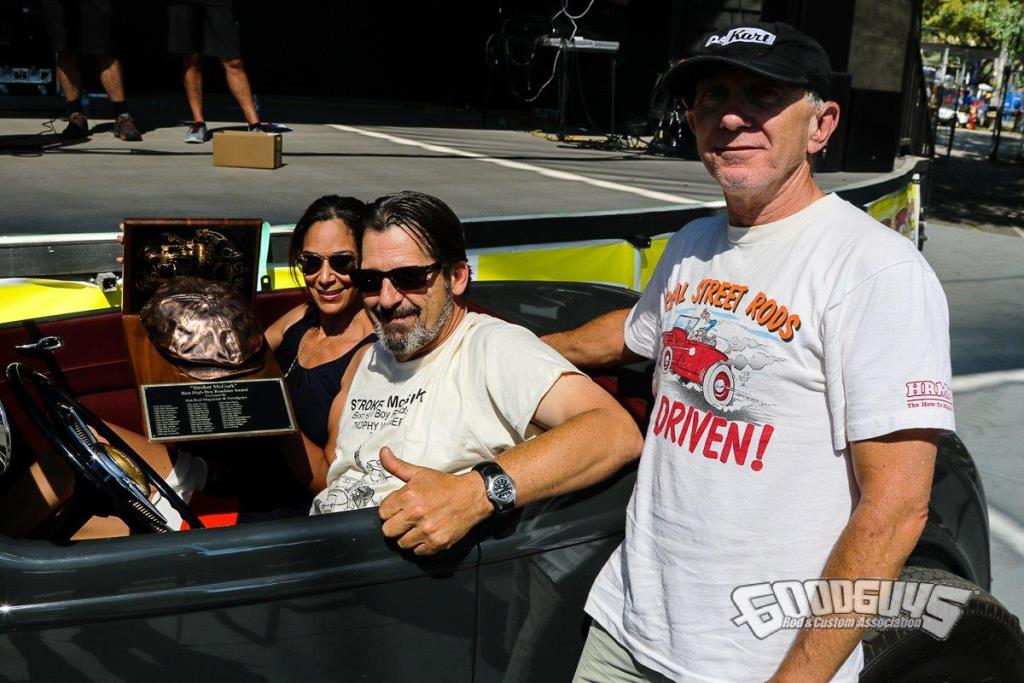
[860,566,1024,682]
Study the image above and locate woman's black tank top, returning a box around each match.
[274,306,376,449]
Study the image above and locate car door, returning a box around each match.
[464,281,647,681]
[472,467,636,682]
[0,512,478,682]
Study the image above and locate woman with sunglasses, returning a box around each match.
[1,196,376,537]
[266,195,377,460]
[163,195,377,515]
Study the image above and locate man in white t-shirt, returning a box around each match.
[544,22,955,683]
[307,191,644,558]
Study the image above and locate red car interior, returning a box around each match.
[0,287,651,535]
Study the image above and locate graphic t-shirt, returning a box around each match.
[310,312,579,514]
[585,194,955,682]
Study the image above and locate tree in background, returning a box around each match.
[924,1,1023,107]
[925,0,996,46]
[988,2,1024,65]
[924,0,1024,65]
[925,0,1024,154]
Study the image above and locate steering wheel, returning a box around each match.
[5,363,203,538]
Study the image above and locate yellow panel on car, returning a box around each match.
[639,237,671,288]
[268,266,304,291]
[269,237,672,294]
[0,279,115,324]
[476,241,637,288]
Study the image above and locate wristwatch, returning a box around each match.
[473,461,517,513]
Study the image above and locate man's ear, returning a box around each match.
[449,260,470,297]
[807,100,840,154]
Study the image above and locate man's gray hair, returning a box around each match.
[807,91,826,112]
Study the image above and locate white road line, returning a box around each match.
[1012,227,1024,238]
[328,124,701,205]
[952,369,1024,394]
[0,232,118,245]
[988,506,1024,559]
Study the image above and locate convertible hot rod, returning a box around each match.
[0,281,1021,682]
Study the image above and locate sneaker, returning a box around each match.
[247,121,292,133]
[113,113,143,142]
[60,112,90,140]
[184,121,209,144]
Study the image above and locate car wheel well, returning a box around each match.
[904,551,968,583]
[909,519,988,590]
[860,566,1024,682]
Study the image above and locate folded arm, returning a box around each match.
[378,371,645,555]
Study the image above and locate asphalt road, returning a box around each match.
[924,222,1024,622]
[0,96,886,235]
[929,126,1024,239]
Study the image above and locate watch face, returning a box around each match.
[491,475,516,504]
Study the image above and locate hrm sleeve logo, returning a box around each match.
[705,28,777,47]
[905,380,953,410]
[731,579,973,640]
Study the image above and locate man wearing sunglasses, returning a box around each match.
[307,191,644,563]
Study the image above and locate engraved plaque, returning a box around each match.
[141,378,295,442]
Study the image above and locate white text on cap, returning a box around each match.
[705,28,777,48]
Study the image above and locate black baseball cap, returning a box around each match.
[665,22,832,106]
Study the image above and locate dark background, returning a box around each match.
[0,1,767,123]
[0,0,927,171]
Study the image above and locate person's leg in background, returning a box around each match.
[54,51,90,138]
[221,56,259,126]
[182,52,207,128]
[95,55,142,140]
[95,55,123,101]
[76,0,141,140]
[168,1,210,143]
[39,0,90,139]
[54,51,82,102]
[204,6,256,125]
[206,5,290,133]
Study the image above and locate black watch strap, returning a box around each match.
[473,461,517,513]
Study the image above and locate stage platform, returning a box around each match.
[0,94,926,279]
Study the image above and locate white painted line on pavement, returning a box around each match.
[328,124,701,205]
[461,200,727,223]
[989,506,1024,559]
[0,232,118,245]
[952,369,1024,394]
[1012,227,1024,238]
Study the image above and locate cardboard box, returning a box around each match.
[212,131,282,169]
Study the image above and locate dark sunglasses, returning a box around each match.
[297,251,357,277]
[351,262,443,293]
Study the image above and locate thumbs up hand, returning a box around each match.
[378,447,494,556]
[379,446,422,482]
